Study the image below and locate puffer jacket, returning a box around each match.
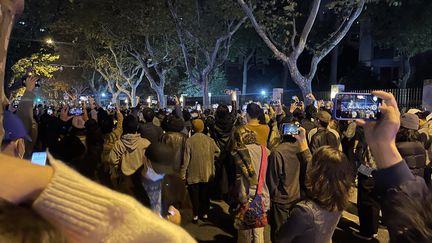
[396,141,427,177]
[160,132,188,173]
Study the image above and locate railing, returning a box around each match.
[183,88,424,109]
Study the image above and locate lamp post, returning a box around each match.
[208,92,212,106]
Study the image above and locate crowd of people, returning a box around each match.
[1,75,432,243]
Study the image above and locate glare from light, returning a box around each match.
[46,38,54,45]
[261,90,266,96]
[101,92,106,97]
[125,99,128,104]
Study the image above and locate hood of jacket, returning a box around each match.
[121,133,145,152]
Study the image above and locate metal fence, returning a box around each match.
[183,88,424,109]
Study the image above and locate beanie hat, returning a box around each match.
[3,111,32,142]
[400,113,419,130]
[192,119,204,133]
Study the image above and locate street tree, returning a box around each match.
[238,0,367,101]
[368,0,432,88]
[168,0,247,107]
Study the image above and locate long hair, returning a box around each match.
[306,146,355,212]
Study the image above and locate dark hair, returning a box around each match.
[305,104,317,120]
[215,105,230,121]
[306,146,354,212]
[246,103,261,119]
[0,199,67,243]
[318,120,329,128]
[142,108,155,123]
[123,115,139,135]
[100,115,114,134]
[258,109,266,125]
[182,109,192,122]
[396,127,422,143]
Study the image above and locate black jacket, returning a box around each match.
[160,132,188,172]
[309,128,339,153]
[396,141,427,177]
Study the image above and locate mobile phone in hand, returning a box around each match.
[333,92,382,121]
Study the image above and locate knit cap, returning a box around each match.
[192,119,204,133]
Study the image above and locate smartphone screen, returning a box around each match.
[31,152,47,166]
[334,93,382,120]
[68,107,83,116]
[281,123,300,135]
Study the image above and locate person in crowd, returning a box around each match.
[139,107,163,144]
[181,119,221,223]
[16,76,39,159]
[129,143,188,225]
[160,113,188,173]
[395,113,428,179]
[1,110,31,158]
[245,103,270,146]
[0,152,196,242]
[109,115,151,190]
[99,107,123,187]
[0,199,67,243]
[301,104,317,135]
[352,126,380,240]
[340,120,357,161]
[232,125,270,243]
[78,118,104,181]
[308,110,341,153]
[266,116,303,241]
[208,90,238,199]
[355,91,432,242]
[275,127,355,243]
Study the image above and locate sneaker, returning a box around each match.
[352,231,376,241]
[202,214,208,220]
[193,216,199,224]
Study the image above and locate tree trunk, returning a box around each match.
[242,58,248,95]
[155,87,166,108]
[202,77,210,108]
[282,63,289,91]
[330,45,338,84]
[400,56,412,89]
[111,92,119,105]
[131,87,137,107]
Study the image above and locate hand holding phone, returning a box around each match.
[31,152,48,166]
[333,93,382,120]
[281,123,300,135]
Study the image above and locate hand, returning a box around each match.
[25,76,38,93]
[290,103,296,113]
[174,95,180,106]
[166,205,181,225]
[293,127,308,152]
[356,91,403,169]
[306,93,316,101]
[60,106,72,122]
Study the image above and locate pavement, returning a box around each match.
[180,187,389,243]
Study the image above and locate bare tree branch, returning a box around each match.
[238,0,288,63]
[295,0,321,57]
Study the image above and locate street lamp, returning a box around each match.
[261,90,266,96]
[45,37,54,45]
[101,92,106,97]
[208,92,212,106]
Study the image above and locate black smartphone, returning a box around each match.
[281,123,300,135]
[333,93,382,120]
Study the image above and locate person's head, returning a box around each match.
[396,127,422,143]
[192,119,204,133]
[100,114,114,134]
[182,109,192,122]
[1,111,30,158]
[145,143,175,175]
[306,146,354,212]
[123,115,139,135]
[0,199,67,243]
[315,110,331,128]
[215,104,230,122]
[142,107,155,123]
[161,114,184,133]
[305,104,317,120]
[246,103,261,121]
[400,113,419,131]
